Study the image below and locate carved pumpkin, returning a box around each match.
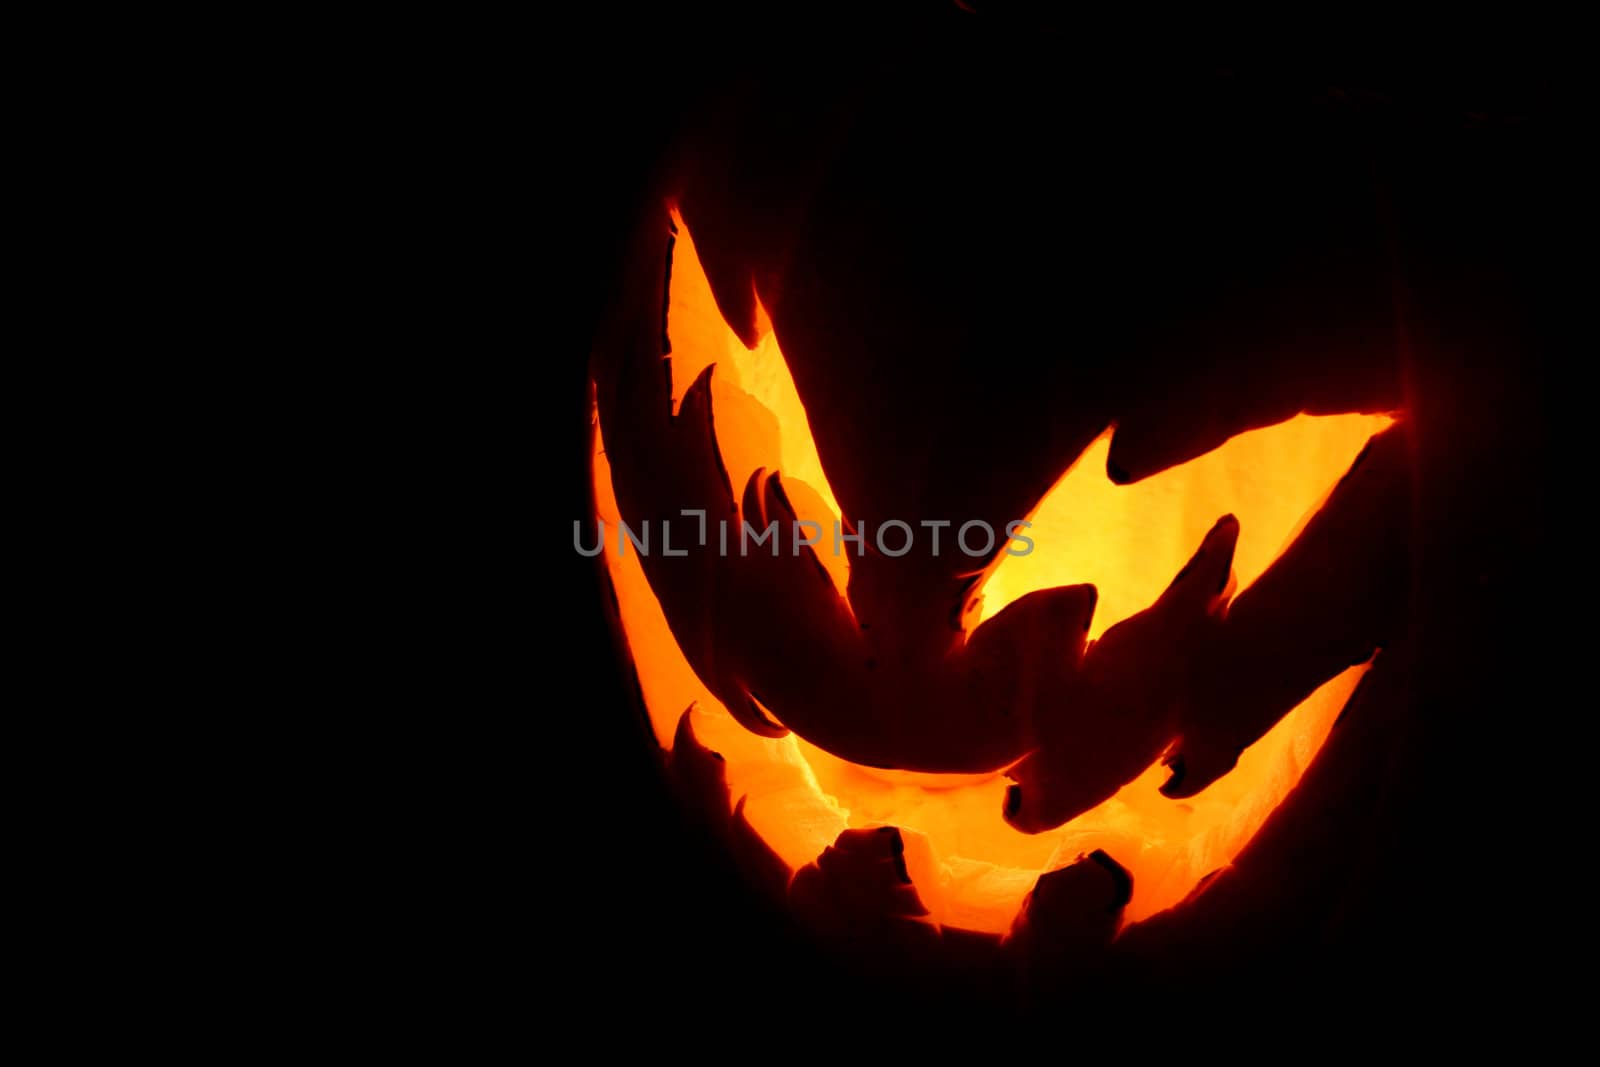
[590,206,1402,975]
[567,16,1548,1008]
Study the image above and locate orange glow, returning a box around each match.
[592,210,1386,936]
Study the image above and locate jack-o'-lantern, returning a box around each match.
[571,10,1545,1005]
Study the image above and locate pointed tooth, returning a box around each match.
[667,705,732,823]
[788,828,939,960]
[1007,850,1130,984]
[1003,517,1241,832]
[1160,514,1240,616]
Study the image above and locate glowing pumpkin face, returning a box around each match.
[562,8,1559,1011]
[571,28,1481,990]
[587,209,1408,965]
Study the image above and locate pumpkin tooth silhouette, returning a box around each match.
[666,703,731,824]
[1006,849,1133,980]
[1002,516,1239,833]
[788,827,941,964]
